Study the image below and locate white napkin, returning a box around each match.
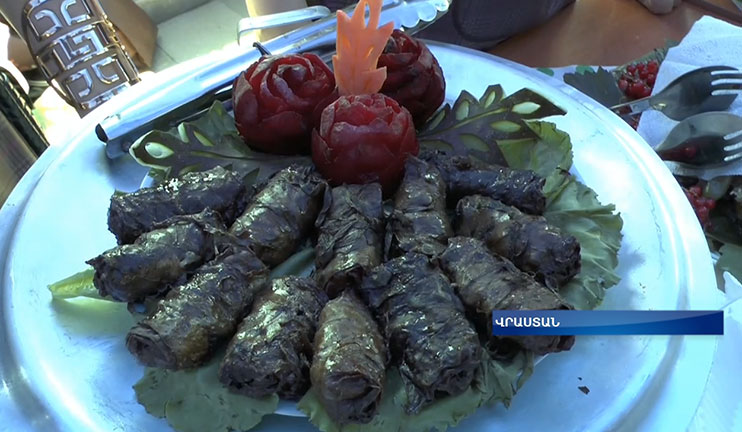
[636,15,742,148]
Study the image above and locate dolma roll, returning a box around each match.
[422,151,546,215]
[455,195,581,288]
[359,252,481,414]
[108,166,251,244]
[439,237,575,355]
[219,276,328,400]
[126,246,269,369]
[87,210,224,302]
[387,156,452,257]
[314,183,384,298]
[229,165,327,267]
[310,291,387,424]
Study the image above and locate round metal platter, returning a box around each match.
[0,42,719,432]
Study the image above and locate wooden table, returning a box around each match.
[489,0,742,67]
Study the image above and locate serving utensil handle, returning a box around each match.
[610,96,653,117]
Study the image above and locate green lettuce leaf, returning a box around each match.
[498,121,573,200]
[500,120,624,310]
[47,268,105,300]
[134,355,278,432]
[297,351,533,432]
[545,177,623,309]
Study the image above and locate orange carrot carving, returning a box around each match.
[333,0,394,96]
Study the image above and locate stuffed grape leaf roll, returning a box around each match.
[387,156,452,258]
[439,237,575,355]
[314,183,384,298]
[310,291,387,424]
[108,166,251,244]
[422,150,546,215]
[455,195,581,288]
[359,252,481,414]
[126,245,269,369]
[87,209,224,303]
[229,165,327,267]
[219,276,328,400]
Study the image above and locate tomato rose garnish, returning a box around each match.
[311,93,418,195]
[232,53,337,155]
[378,30,445,127]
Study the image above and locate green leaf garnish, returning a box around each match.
[418,85,566,166]
[500,120,623,310]
[717,243,742,283]
[545,177,623,309]
[134,355,278,432]
[129,102,310,182]
[298,350,533,432]
[48,268,106,300]
[563,67,624,108]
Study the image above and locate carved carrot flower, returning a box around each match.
[313,0,419,195]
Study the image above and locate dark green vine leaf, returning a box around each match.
[129,102,310,182]
[563,67,624,108]
[418,85,566,165]
[297,350,533,432]
[134,354,278,432]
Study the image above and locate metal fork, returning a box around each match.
[611,66,742,120]
[655,112,742,180]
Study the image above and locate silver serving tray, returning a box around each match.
[0,43,719,431]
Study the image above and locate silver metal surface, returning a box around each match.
[610,66,741,120]
[656,112,742,179]
[237,6,331,38]
[0,43,719,431]
[96,0,451,158]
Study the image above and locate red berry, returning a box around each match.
[682,145,698,160]
[640,84,652,98]
[647,74,656,86]
[627,64,637,74]
[618,79,628,91]
[647,61,659,74]
[629,82,645,98]
[639,68,649,80]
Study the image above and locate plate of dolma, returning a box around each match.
[0,41,718,432]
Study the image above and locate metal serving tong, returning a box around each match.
[98,0,451,158]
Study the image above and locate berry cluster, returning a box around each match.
[684,185,716,229]
[618,60,659,100]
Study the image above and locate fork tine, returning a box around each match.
[724,151,742,163]
[711,73,742,80]
[711,82,742,91]
[724,130,742,148]
[708,66,740,73]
